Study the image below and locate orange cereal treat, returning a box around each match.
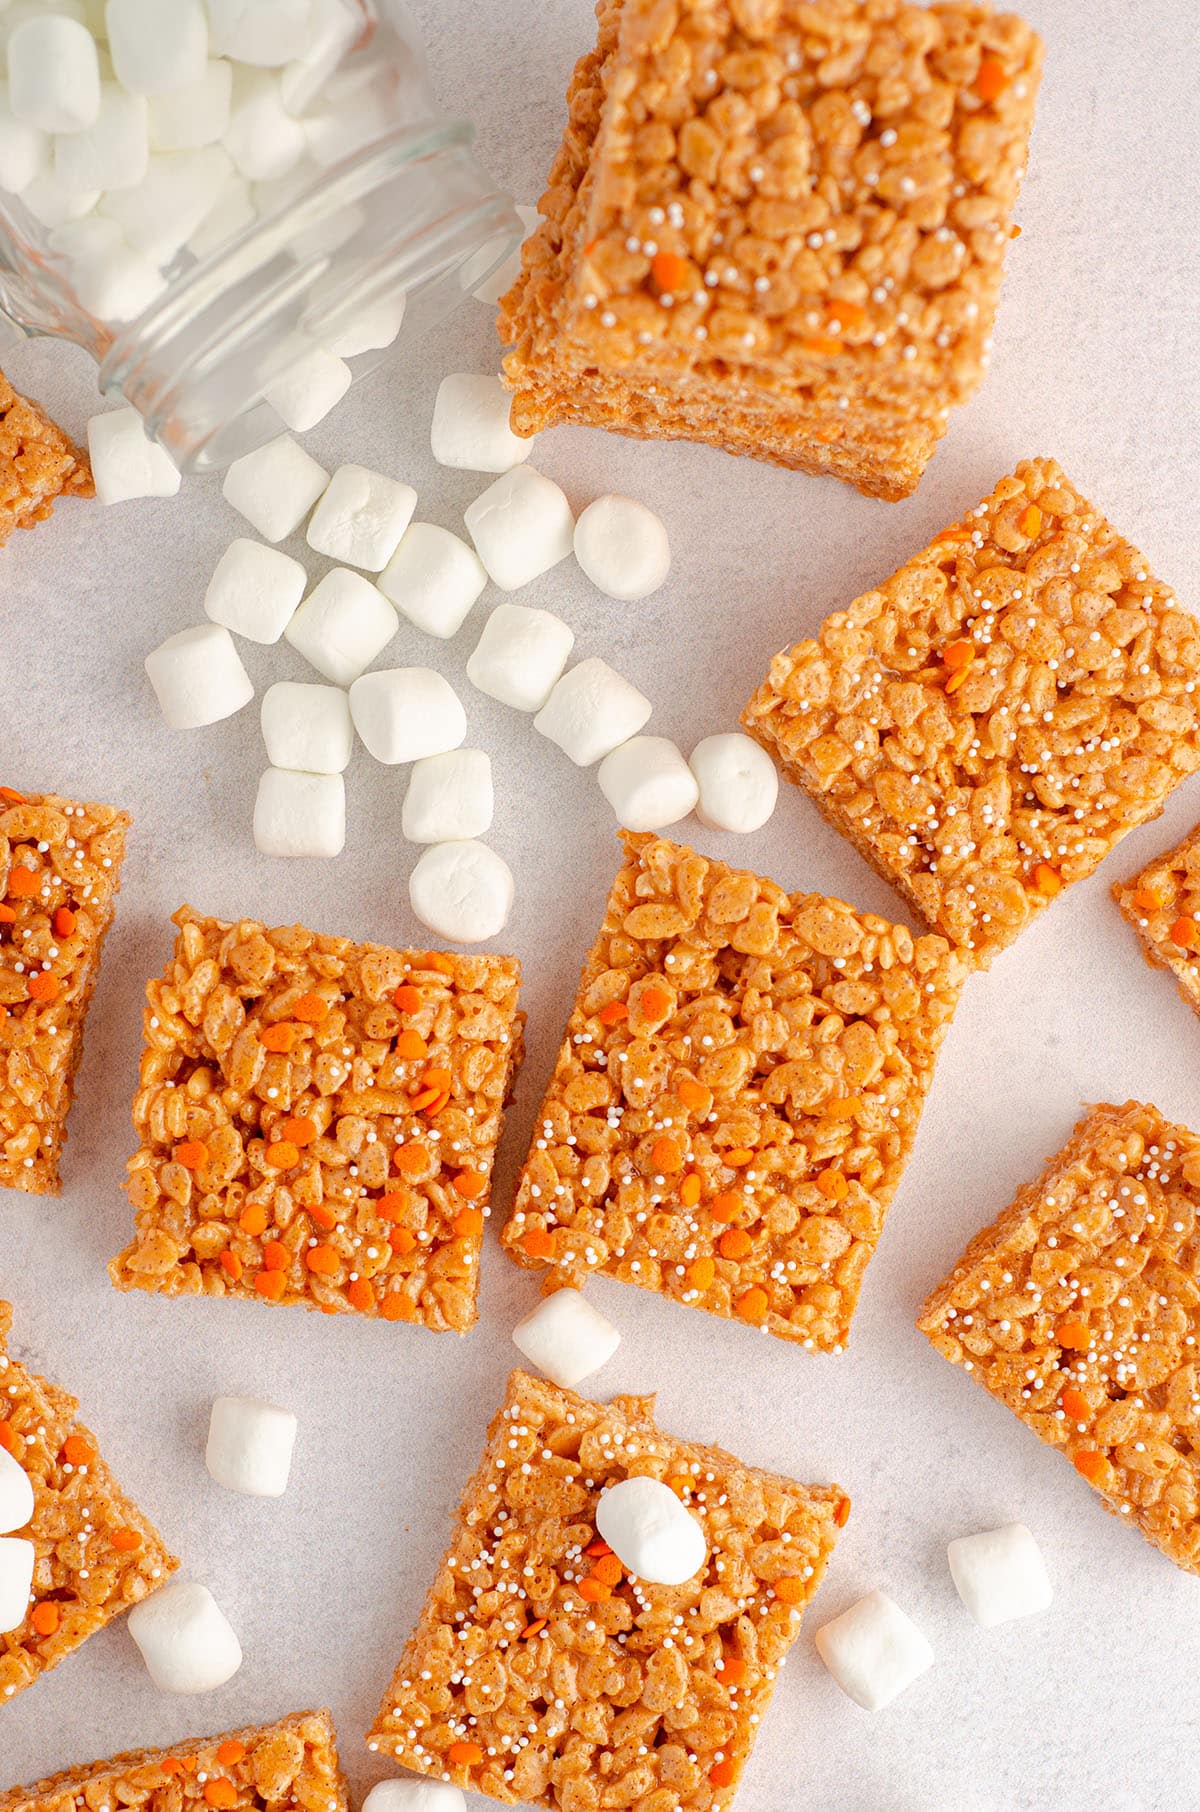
[367,1369,847,1806]
[0,369,93,548]
[744,460,1200,967]
[0,785,131,1196]
[501,832,966,1351]
[499,0,1041,501]
[1112,821,1200,1026]
[919,1101,1200,1577]
[110,908,524,1333]
[0,1298,177,1705]
[0,1709,348,1812]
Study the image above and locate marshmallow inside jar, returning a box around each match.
[595,1475,707,1587]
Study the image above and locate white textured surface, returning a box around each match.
[2,1,1199,1806]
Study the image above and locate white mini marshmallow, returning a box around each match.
[307,464,417,572]
[261,681,353,774]
[253,767,345,858]
[222,434,329,542]
[204,537,306,644]
[363,1782,465,1812]
[595,1477,706,1586]
[323,285,405,358]
[145,623,254,729]
[814,1591,934,1712]
[106,0,208,95]
[466,603,573,713]
[947,1523,1053,1629]
[0,92,46,194]
[597,736,698,831]
[127,1580,242,1693]
[689,733,778,834]
[430,373,532,475]
[468,202,537,305]
[285,568,397,685]
[19,170,98,229]
[379,522,486,641]
[224,69,306,181]
[512,1290,620,1390]
[574,495,671,602]
[8,16,100,132]
[349,667,466,766]
[0,1537,34,1635]
[206,1395,298,1498]
[102,145,233,262]
[402,749,493,844]
[0,1449,34,1534]
[277,0,358,112]
[263,341,352,433]
[464,465,574,592]
[534,659,652,766]
[88,406,180,503]
[208,0,314,66]
[55,84,148,193]
[70,230,165,320]
[301,64,391,167]
[186,174,254,257]
[149,60,233,150]
[408,840,513,945]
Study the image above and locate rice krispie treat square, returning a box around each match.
[0,1298,177,1705]
[0,370,93,548]
[744,459,1200,966]
[919,1101,1200,1576]
[501,833,967,1351]
[1112,821,1200,1026]
[500,0,1041,500]
[1,784,131,1196]
[110,908,523,1333]
[367,1369,847,1808]
[0,1709,348,1812]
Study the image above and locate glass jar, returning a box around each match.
[0,0,521,469]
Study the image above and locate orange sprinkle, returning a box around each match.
[0,786,26,803]
[974,55,1010,101]
[822,1097,861,1120]
[27,972,59,1003]
[640,985,671,1018]
[591,1553,624,1587]
[216,1742,247,1767]
[219,1251,243,1283]
[586,1538,613,1557]
[650,1135,683,1173]
[393,983,422,1013]
[381,1292,416,1322]
[736,1287,769,1324]
[684,1251,716,1292]
[254,1269,287,1301]
[944,665,973,696]
[1060,1387,1090,1422]
[826,297,865,328]
[1072,1449,1110,1484]
[723,1148,754,1167]
[420,1065,453,1092]
[1010,222,1022,238]
[260,1023,298,1053]
[309,1204,339,1231]
[709,1761,736,1789]
[1132,886,1162,913]
[816,1168,848,1202]
[395,1029,428,1061]
[111,1528,142,1552]
[773,1576,806,1605]
[709,1191,742,1224]
[719,1228,753,1261]
[453,1206,485,1238]
[720,1655,747,1686]
[651,249,689,291]
[1019,503,1043,537]
[1032,863,1062,897]
[203,1781,238,1809]
[238,1202,268,1237]
[452,1168,487,1199]
[291,992,329,1023]
[1056,1318,1090,1350]
[265,1140,300,1169]
[800,333,842,357]
[277,1115,317,1147]
[263,1239,289,1271]
[0,1421,15,1453]
[393,1143,426,1175]
[0,903,15,923]
[347,1278,375,1313]
[942,639,975,672]
[1171,915,1197,950]
[834,1494,852,1528]
[679,1172,703,1208]
[7,866,40,898]
[305,1244,339,1276]
[62,1435,93,1467]
[389,1227,417,1255]
[521,1227,556,1260]
[30,1602,60,1636]
[424,953,455,976]
[447,1743,483,1769]
[160,1761,187,1779]
[175,1139,209,1171]
[677,1078,709,1112]
[520,1617,548,1640]
[53,906,76,937]
[577,1576,611,1603]
[597,1000,629,1026]
[376,1190,411,1222]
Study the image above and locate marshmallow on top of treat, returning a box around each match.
[379,522,487,641]
[689,733,778,834]
[573,494,671,601]
[595,1476,706,1586]
[597,736,699,832]
[206,1395,298,1498]
[408,840,513,945]
[814,1590,933,1712]
[512,1290,621,1390]
[363,1781,466,1812]
[127,1579,242,1692]
[0,1449,34,1535]
[145,623,254,730]
[947,1523,1053,1628]
[431,372,532,474]
[0,1537,35,1635]
[464,465,574,592]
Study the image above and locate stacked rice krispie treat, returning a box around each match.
[501,0,1042,499]
[0,372,92,548]
[1113,822,1200,1027]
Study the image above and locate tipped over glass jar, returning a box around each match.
[0,0,522,469]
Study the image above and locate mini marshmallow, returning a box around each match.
[431,373,532,475]
[224,69,306,182]
[466,603,574,712]
[301,64,392,167]
[402,749,493,844]
[55,85,149,193]
[70,233,166,321]
[534,658,653,766]
[379,522,486,641]
[0,1448,34,1534]
[285,568,397,685]
[8,16,100,132]
[261,681,353,774]
[468,202,538,305]
[204,537,306,645]
[106,0,208,95]
[88,406,181,503]
[102,146,234,263]
[408,840,514,945]
[689,733,778,834]
[187,175,254,257]
[0,1537,34,1635]
[277,0,359,113]
[464,465,574,592]
[253,767,345,858]
[0,92,46,194]
[307,464,417,572]
[814,1591,934,1712]
[511,1290,621,1390]
[349,667,466,766]
[208,0,314,67]
[595,1477,706,1586]
[19,171,98,229]
[323,285,405,358]
[947,1523,1053,1628]
[363,1782,465,1812]
[597,736,698,831]
[222,433,329,542]
[127,1580,242,1693]
[263,340,352,433]
[573,494,671,601]
[206,1395,298,1498]
[148,60,233,150]
[145,623,254,729]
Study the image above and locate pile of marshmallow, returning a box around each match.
[0,0,406,331]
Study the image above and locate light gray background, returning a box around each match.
[3,2,1199,1807]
